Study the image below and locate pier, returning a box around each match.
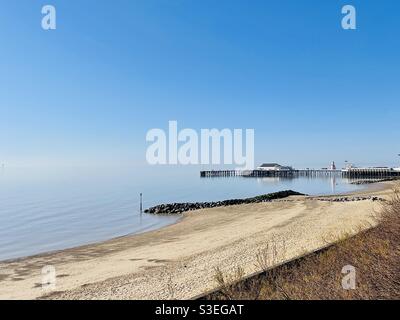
[200,168,400,179]
[342,168,400,178]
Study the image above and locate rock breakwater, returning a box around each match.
[314,196,385,202]
[144,190,305,215]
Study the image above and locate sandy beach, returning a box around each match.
[0,182,395,300]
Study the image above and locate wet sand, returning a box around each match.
[0,182,395,300]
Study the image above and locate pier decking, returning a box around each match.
[200,168,400,178]
[342,168,400,178]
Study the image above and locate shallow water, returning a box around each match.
[0,166,363,261]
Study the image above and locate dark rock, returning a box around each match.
[144,190,306,215]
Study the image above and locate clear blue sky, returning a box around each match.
[0,0,399,169]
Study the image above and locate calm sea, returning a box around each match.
[0,166,363,261]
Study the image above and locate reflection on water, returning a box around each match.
[0,167,365,261]
[331,176,338,193]
[255,175,354,195]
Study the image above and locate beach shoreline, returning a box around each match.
[0,181,396,300]
[0,182,376,265]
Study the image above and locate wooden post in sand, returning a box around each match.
[140,193,143,214]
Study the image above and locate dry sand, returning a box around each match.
[0,182,395,300]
